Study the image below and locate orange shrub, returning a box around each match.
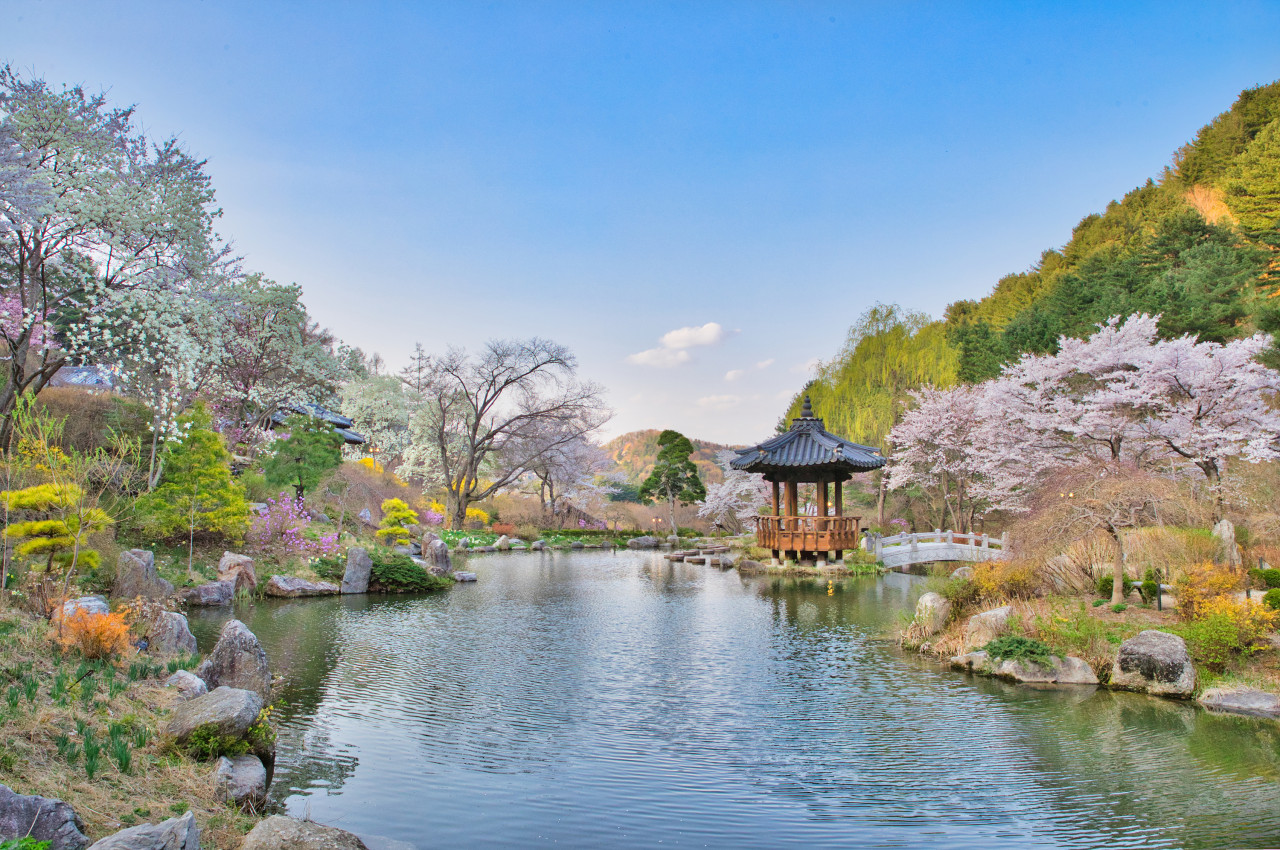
[491,522,516,536]
[53,607,132,660]
[1173,561,1241,621]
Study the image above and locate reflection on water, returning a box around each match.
[189,552,1280,849]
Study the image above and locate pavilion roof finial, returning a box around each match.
[801,395,814,419]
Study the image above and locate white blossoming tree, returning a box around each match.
[699,450,770,535]
[0,67,222,444]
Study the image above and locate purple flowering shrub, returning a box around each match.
[421,509,444,526]
[248,492,340,559]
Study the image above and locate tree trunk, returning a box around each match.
[876,471,887,528]
[668,491,678,540]
[1109,525,1126,606]
[447,488,468,530]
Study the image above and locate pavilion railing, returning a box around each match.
[756,515,862,552]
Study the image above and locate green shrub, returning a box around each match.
[1111,603,1128,613]
[183,724,250,760]
[1096,573,1134,599]
[0,838,53,850]
[983,635,1054,665]
[1176,612,1243,672]
[1260,568,1280,589]
[369,549,451,593]
[310,554,346,581]
[1263,588,1280,611]
[941,577,980,611]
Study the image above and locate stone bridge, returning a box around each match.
[871,530,1008,570]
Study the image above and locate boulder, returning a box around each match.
[1198,686,1280,719]
[165,686,263,745]
[214,754,268,810]
[241,816,370,850]
[495,535,511,551]
[181,580,234,607]
[392,546,413,556]
[508,538,525,548]
[570,541,584,550]
[164,670,208,702]
[1212,518,1242,567]
[112,550,174,601]
[217,552,258,594]
[914,592,950,636]
[342,547,372,595]
[61,596,109,619]
[195,619,272,700]
[265,576,340,597]
[357,508,373,527]
[627,536,659,549]
[0,783,89,850]
[147,611,197,655]
[1110,630,1196,697]
[530,540,546,551]
[453,572,478,582]
[424,539,452,574]
[950,566,974,580]
[949,651,1098,685]
[87,811,198,850]
[963,605,1012,651]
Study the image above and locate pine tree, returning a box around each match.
[1224,117,1280,234]
[375,498,419,546]
[639,430,705,537]
[263,415,344,500]
[134,404,249,542]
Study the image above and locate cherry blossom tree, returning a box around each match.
[204,274,342,437]
[698,449,770,534]
[887,385,987,531]
[527,433,617,525]
[1131,330,1280,516]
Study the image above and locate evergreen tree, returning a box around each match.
[263,415,344,500]
[639,430,705,537]
[375,498,419,546]
[1224,117,1280,234]
[134,403,249,541]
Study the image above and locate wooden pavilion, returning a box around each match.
[730,397,886,563]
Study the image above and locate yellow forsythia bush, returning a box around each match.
[1198,596,1279,645]
[1173,561,1241,621]
[971,559,1040,600]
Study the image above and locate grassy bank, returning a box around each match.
[0,606,262,848]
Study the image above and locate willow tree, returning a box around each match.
[790,303,959,524]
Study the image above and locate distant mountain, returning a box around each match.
[603,430,743,487]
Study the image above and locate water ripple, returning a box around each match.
[191,552,1280,849]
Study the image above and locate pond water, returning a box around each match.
[188,551,1280,849]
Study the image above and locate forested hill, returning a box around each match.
[603,430,738,487]
[789,79,1280,450]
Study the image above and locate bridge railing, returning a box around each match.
[873,529,1007,560]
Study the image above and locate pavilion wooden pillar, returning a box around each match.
[816,479,828,518]
[770,480,781,560]
[784,480,799,560]
[833,477,845,561]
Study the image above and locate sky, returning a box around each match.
[6,1,1280,444]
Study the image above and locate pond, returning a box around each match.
[188,551,1280,849]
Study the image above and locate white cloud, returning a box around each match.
[660,322,726,350]
[697,394,742,411]
[756,358,775,370]
[627,347,692,368]
[724,369,746,382]
[627,321,727,368]
[791,357,822,375]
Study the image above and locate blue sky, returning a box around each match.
[7,1,1280,443]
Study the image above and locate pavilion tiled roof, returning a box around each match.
[729,397,885,475]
